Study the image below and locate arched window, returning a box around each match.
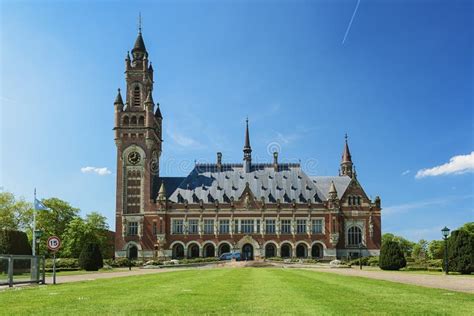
[131,116,137,125]
[123,116,129,126]
[348,226,362,246]
[133,86,141,107]
[138,116,145,126]
[348,196,352,205]
[357,196,361,205]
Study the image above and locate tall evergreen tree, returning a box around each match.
[379,240,407,270]
[447,229,474,274]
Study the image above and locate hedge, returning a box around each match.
[0,230,32,255]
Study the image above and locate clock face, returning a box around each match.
[127,151,141,165]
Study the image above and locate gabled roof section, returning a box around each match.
[309,176,352,200]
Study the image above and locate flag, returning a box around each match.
[34,198,49,211]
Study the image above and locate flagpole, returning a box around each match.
[33,188,36,256]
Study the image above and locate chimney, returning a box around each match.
[273,151,278,171]
[217,152,222,171]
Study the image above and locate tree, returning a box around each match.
[62,212,113,258]
[447,229,474,274]
[35,198,79,256]
[428,240,444,260]
[79,242,103,271]
[0,192,33,231]
[459,222,474,235]
[382,233,415,257]
[379,240,407,270]
[0,230,32,255]
[412,239,428,261]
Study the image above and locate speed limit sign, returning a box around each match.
[47,236,61,252]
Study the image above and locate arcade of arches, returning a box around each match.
[171,241,324,259]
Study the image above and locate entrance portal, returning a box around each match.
[128,245,138,260]
[265,244,276,257]
[242,243,254,260]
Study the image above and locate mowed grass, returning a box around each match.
[1,268,473,315]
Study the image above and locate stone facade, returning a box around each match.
[114,30,382,261]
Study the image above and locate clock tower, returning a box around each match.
[113,25,163,255]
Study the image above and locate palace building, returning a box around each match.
[113,28,382,260]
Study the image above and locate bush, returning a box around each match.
[45,258,79,270]
[79,243,103,271]
[379,241,407,271]
[0,229,32,255]
[266,257,284,262]
[367,256,379,267]
[447,229,474,274]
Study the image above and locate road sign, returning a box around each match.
[47,236,61,252]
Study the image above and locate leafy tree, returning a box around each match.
[428,240,444,260]
[459,222,474,235]
[79,242,103,271]
[382,233,414,257]
[62,212,112,258]
[447,229,474,274]
[0,192,33,231]
[379,240,407,270]
[412,239,428,260]
[35,198,79,256]
[0,230,32,255]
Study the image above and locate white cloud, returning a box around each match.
[167,129,203,148]
[81,167,111,176]
[416,152,474,179]
[401,170,410,176]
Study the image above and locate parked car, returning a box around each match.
[219,252,241,261]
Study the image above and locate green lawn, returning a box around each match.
[1,268,472,315]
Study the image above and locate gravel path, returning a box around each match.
[312,267,474,294]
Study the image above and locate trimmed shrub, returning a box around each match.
[0,229,32,255]
[379,241,407,271]
[447,229,474,274]
[78,243,103,271]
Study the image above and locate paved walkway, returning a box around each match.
[43,267,190,285]
[308,266,474,294]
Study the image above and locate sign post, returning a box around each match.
[47,236,61,285]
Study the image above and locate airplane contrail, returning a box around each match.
[342,0,361,45]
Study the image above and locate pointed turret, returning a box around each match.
[114,88,124,107]
[131,14,148,60]
[328,181,338,200]
[145,90,154,105]
[340,134,354,178]
[243,118,252,172]
[155,102,162,119]
[158,181,166,201]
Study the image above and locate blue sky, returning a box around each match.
[1,0,472,241]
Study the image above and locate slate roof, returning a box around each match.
[164,163,352,204]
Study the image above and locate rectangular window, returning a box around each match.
[297,219,307,234]
[234,219,239,233]
[204,219,214,234]
[127,222,138,236]
[265,219,276,234]
[256,219,261,233]
[172,219,183,234]
[219,219,230,234]
[152,222,157,235]
[188,219,199,234]
[241,219,254,234]
[312,219,323,234]
[281,219,291,234]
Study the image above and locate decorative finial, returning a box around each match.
[138,12,142,34]
[345,133,348,142]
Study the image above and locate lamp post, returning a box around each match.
[358,243,363,270]
[441,226,450,275]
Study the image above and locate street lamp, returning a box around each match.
[441,226,450,275]
[358,243,363,270]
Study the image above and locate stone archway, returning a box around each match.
[128,245,138,260]
[296,244,307,258]
[203,243,215,258]
[218,243,231,255]
[281,243,292,258]
[188,244,200,258]
[172,243,185,259]
[311,243,323,258]
[242,243,254,260]
[265,243,276,258]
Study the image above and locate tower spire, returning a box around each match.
[340,133,354,178]
[243,117,252,172]
[131,13,147,60]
